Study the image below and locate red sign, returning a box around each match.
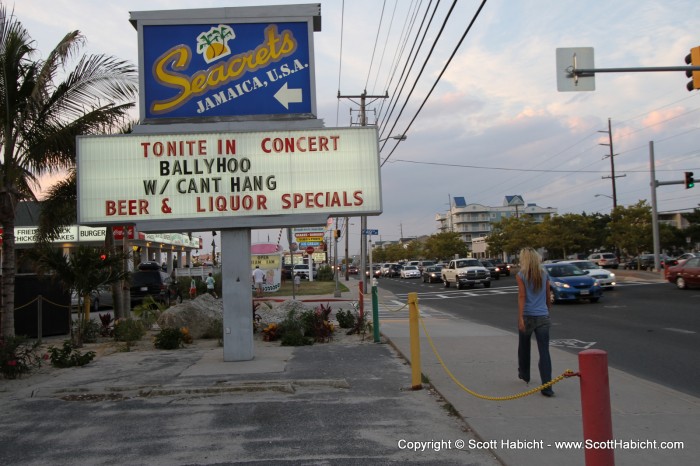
[305,246,315,254]
[113,226,135,240]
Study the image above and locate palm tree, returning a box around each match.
[0,5,138,337]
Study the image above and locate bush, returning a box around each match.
[278,309,314,346]
[276,303,334,345]
[113,318,146,349]
[335,309,356,328]
[47,340,96,368]
[0,336,42,379]
[73,319,101,343]
[316,265,334,281]
[153,327,184,349]
[132,296,165,328]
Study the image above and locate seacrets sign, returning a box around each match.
[77,127,382,230]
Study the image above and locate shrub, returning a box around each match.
[278,309,314,346]
[153,327,184,349]
[98,313,114,337]
[0,336,42,379]
[132,296,165,328]
[335,309,356,328]
[316,265,334,281]
[47,341,96,368]
[113,318,146,349]
[73,319,100,344]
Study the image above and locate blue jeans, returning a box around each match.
[518,315,552,389]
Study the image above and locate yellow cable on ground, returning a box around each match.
[419,314,575,401]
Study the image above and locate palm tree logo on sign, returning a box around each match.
[196,25,236,64]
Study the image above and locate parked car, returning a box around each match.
[565,260,616,289]
[665,257,700,289]
[479,260,501,280]
[293,263,316,279]
[422,265,443,283]
[623,254,675,271]
[400,265,421,279]
[484,258,510,276]
[543,263,602,304]
[71,285,113,312]
[130,269,181,309]
[282,264,294,279]
[587,252,619,269]
[673,252,700,265]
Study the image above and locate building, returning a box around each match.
[6,202,202,275]
[436,195,557,250]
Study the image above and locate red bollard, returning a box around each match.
[579,349,615,466]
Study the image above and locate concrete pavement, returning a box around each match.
[1,270,697,465]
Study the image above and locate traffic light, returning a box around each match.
[684,171,695,189]
[684,46,700,91]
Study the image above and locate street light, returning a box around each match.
[379,134,408,143]
[595,194,613,199]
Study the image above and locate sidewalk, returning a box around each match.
[374,277,699,466]
[2,274,696,465]
[0,285,500,466]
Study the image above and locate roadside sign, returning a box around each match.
[130,5,320,122]
[363,229,379,235]
[305,246,315,254]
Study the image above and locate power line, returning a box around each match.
[381,0,489,166]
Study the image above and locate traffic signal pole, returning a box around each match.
[649,141,695,272]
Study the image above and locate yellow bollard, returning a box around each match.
[408,292,422,390]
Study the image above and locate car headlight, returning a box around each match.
[592,281,601,287]
[553,281,570,288]
[609,273,615,278]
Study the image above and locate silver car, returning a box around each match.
[400,265,421,279]
[566,260,616,289]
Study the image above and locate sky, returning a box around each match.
[11,0,700,257]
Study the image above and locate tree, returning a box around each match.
[608,201,652,257]
[31,245,128,345]
[423,231,468,260]
[0,5,138,337]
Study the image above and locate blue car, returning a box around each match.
[543,263,602,304]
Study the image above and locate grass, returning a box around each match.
[273,279,351,296]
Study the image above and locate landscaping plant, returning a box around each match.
[47,340,96,368]
[0,336,42,379]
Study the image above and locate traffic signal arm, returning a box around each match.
[685,47,700,91]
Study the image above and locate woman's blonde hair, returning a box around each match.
[519,247,544,291]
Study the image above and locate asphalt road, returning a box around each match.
[376,273,700,398]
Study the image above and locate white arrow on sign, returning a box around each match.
[274,82,303,109]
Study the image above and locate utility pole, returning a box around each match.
[338,90,388,292]
[598,118,626,209]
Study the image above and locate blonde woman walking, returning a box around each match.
[516,248,554,397]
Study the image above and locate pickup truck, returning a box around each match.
[442,258,492,289]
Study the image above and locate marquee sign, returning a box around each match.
[130,5,319,122]
[77,127,382,229]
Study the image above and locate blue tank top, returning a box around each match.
[518,270,549,316]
